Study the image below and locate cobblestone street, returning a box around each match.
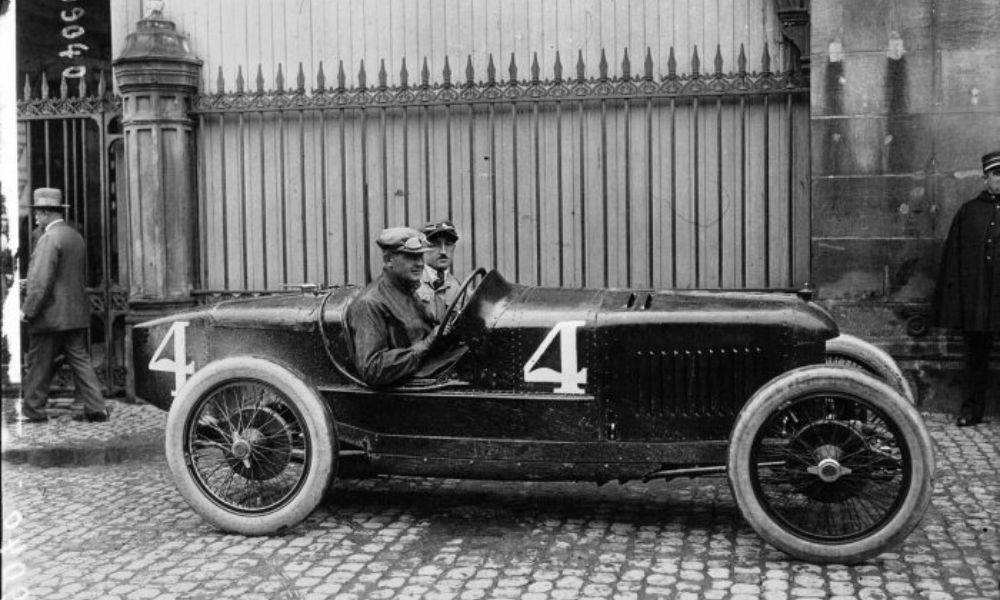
[2,413,998,600]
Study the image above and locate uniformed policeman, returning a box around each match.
[934,150,1000,426]
[417,219,461,321]
[344,227,454,387]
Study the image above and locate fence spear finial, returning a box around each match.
[508,52,517,83]
[378,59,387,90]
[23,73,31,100]
[442,56,452,87]
[667,46,677,77]
[216,66,225,93]
[399,58,408,89]
[576,50,585,83]
[276,63,285,92]
[421,57,430,89]
[60,72,69,99]
[336,60,346,92]
[554,51,563,83]
[714,45,724,75]
[691,45,700,76]
[487,54,496,85]
[762,42,772,74]
[622,48,631,80]
[599,49,609,81]
[236,65,245,94]
[644,47,653,81]
[98,69,107,97]
[738,44,747,76]
[297,62,306,92]
[357,60,366,90]
[257,64,266,94]
[465,54,475,87]
[316,61,326,91]
[78,74,88,98]
[531,52,540,84]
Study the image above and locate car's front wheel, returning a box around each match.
[165,357,336,535]
[728,366,934,564]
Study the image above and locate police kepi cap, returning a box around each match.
[421,219,459,242]
[30,187,68,211]
[982,150,1000,174]
[376,227,433,254]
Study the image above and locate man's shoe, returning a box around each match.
[73,409,110,423]
[16,415,50,424]
[956,413,983,427]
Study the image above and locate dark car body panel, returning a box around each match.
[130,270,837,482]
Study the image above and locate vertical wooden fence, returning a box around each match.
[191,44,810,292]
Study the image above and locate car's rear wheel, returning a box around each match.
[165,357,336,535]
[728,366,934,564]
[826,333,915,403]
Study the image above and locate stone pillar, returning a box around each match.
[113,5,202,321]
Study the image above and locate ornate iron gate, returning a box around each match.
[192,44,810,293]
[16,71,127,395]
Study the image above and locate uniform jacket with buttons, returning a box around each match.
[933,190,1000,332]
[22,220,92,333]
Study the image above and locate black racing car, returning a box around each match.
[129,268,933,564]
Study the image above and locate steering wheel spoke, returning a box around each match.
[430,267,487,347]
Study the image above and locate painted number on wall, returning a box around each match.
[148,321,195,396]
[523,320,588,394]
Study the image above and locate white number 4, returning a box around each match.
[523,320,588,394]
[148,321,195,396]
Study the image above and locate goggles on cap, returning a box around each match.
[401,235,426,251]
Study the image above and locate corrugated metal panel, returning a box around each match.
[113,0,784,94]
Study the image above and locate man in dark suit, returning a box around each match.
[20,188,109,423]
[934,150,1000,426]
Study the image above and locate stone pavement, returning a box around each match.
[1,411,998,600]
[0,396,167,466]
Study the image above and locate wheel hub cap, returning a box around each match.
[809,457,852,482]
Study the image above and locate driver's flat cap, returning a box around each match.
[376,227,434,254]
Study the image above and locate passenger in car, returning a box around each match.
[344,227,455,387]
[416,219,461,321]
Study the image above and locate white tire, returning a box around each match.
[826,333,915,404]
[165,357,336,535]
[728,366,934,564]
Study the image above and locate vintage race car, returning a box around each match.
[130,268,933,564]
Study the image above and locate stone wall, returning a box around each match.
[810,0,1000,412]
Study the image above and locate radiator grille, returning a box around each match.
[633,347,764,417]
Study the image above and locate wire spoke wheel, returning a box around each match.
[186,380,310,514]
[166,357,336,535]
[728,366,933,564]
[750,393,908,542]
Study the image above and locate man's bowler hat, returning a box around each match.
[421,219,459,242]
[376,227,433,254]
[30,187,68,211]
[982,151,1000,174]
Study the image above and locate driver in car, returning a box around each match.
[345,227,462,387]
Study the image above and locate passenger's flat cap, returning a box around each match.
[421,219,459,241]
[983,151,1000,173]
[30,187,68,210]
[376,227,433,254]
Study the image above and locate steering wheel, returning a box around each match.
[431,267,487,346]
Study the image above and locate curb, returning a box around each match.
[1,433,165,467]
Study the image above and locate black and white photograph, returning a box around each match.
[1,1,997,598]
